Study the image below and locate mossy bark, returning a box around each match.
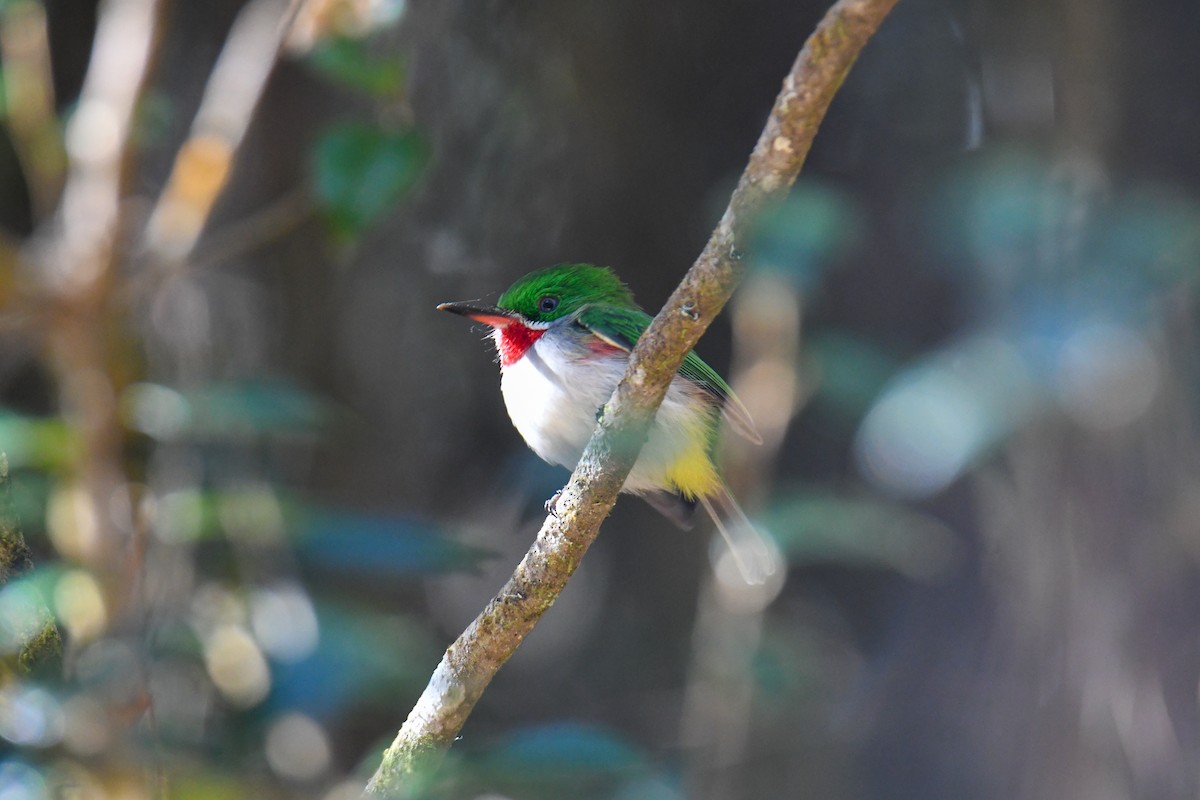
[0,454,62,675]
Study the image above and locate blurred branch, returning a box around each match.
[681,272,808,798]
[187,185,314,270]
[0,0,66,221]
[141,0,311,265]
[363,0,901,794]
[122,185,314,304]
[34,0,160,583]
[38,0,158,296]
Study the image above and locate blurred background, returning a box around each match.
[0,0,1199,797]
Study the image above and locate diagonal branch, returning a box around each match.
[364,0,900,794]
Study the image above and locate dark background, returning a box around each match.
[2,0,1200,797]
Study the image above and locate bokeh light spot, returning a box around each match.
[157,489,206,543]
[250,584,320,663]
[121,382,190,440]
[64,98,120,165]
[856,370,984,496]
[60,695,112,756]
[46,481,100,561]
[54,569,107,642]
[855,337,1034,497]
[0,583,46,655]
[0,761,46,800]
[1056,323,1159,430]
[204,625,270,707]
[265,712,332,782]
[0,685,64,748]
[218,487,285,541]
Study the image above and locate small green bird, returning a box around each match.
[439,263,777,583]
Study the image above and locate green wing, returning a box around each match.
[577,304,763,444]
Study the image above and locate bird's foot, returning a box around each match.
[544,490,563,518]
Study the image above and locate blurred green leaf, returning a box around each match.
[0,412,75,470]
[1092,188,1200,286]
[189,380,329,438]
[754,626,826,699]
[306,36,405,96]
[754,622,856,707]
[155,487,295,543]
[473,723,646,788]
[611,777,683,800]
[927,149,1066,264]
[133,89,177,148]
[156,488,221,542]
[170,772,252,800]
[763,489,961,580]
[313,122,427,238]
[298,508,493,576]
[271,602,439,717]
[0,565,59,656]
[154,488,490,575]
[5,469,49,537]
[749,180,861,288]
[808,332,901,422]
[122,380,330,441]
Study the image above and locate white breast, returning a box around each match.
[498,332,714,495]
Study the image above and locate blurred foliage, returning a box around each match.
[313,122,427,239]
[749,180,862,290]
[132,89,179,150]
[305,30,426,240]
[764,488,960,580]
[470,723,647,789]
[927,149,1200,310]
[121,380,331,442]
[0,0,1198,798]
[300,508,493,576]
[0,564,59,672]
[405,723,673,800]
[806,331,901,423]
[0,454,60,675]
[0,411,74,470]
[307,35,406,97]
[851,149,1200,497]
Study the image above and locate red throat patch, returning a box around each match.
[496,323,545,367]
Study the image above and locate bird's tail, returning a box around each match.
[698,484,783,586]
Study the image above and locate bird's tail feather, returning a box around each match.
[698,484,782,586]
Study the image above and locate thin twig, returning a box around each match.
[364,0,901,794]
[188,185,315,270]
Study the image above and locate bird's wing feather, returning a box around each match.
[576,304,763,445]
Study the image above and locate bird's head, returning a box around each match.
[437,263,635,329]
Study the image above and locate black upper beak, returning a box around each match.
[436,301,518,328]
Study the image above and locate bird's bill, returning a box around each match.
[436,301,518,328]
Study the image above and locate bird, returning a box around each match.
[438,262,779,584]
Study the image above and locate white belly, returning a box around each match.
[499,334,712,495]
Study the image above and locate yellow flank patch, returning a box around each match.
[665,440,719,500]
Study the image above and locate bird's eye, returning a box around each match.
[537,296,559,314]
